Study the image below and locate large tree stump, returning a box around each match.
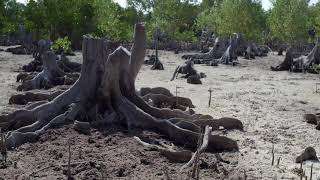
[181,37,227,64]
[271,40,320,73]
[0,24,239,154]
[219,34,243,65]
[17,51,79,91]
[182,34,258,66]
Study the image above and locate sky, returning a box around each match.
[16,0,319,10]
[112,0,319,10]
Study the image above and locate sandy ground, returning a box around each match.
[0,47,319,179]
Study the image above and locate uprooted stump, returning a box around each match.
[17,51,79,91]
[0,24,239,155]
[171,61,206,84]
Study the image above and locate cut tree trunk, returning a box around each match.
[0,24,239,154]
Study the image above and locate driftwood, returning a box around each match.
[0,24,239,154]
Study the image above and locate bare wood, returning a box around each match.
[180,125,212,171]
[134,136,192,163]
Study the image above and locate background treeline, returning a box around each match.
[0,0,319,45]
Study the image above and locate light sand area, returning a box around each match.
[137,50,320,179]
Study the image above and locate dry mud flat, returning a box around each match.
[0,48,319,179]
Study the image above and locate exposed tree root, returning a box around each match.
[171,61,206,84]
[304,113,320,131]
[9,90,64,105]
[183,34,269,66]
[151,58,164,70]
[271,41,320,73]
[16,72,37,82]
[145,54,164,70]
[139,87,174,97]
[181,125,212,171]
[17,51,79,91]
[181,37,227,63]
[219,34,242,65]
[142,93,195,109]
[134,136,193,163]
[168,117,243,131]
[1,24,239,155]
[6,45,31,55]
[58,52,81,73]
[22,59,43,72]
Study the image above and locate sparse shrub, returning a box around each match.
[51,36,72,54]
[312,64,320,73]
